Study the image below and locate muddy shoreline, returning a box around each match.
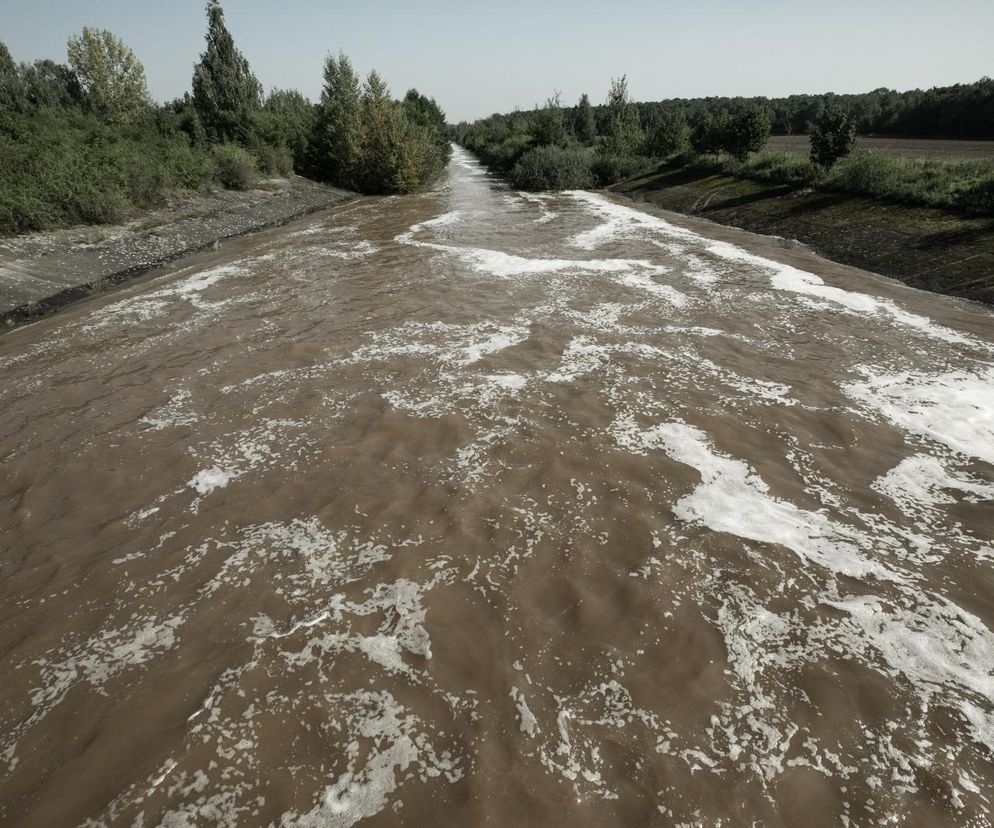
[613,163,994,305]
[0,177,356,330]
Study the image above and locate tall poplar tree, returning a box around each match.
[308,53,364,187]
[191,0,261,142]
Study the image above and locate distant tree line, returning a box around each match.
[0,0,450,234]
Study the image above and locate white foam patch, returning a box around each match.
[280,690,461,827]
[141,389,199,430]
[874,454,994,512]
[459,329,527,365]
[82,263,248,331]
[397,208,670,280]
[845,366,994,465]
[518,192,557,224]
[510,686,539,737]
[615,271,689,307]
[610,416,898,582]
[188,467,230,495]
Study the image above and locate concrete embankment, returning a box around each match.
[0,177,356,329]
[613,164,994,305]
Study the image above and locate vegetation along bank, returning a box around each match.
[0,0,451,237]
[454,76,994,303]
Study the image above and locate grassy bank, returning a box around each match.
[686,151,994,216]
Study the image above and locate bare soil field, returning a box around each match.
[767,134,994,159]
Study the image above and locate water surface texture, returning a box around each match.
[2,147,994,826]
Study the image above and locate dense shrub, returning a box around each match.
[211,143,257,190]
[510,146,595,190]
[591,153,652,186]
[253,143,294,176]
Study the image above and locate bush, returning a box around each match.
[591,153,652,186]
[253,143,294,176]
[712,151,823,188]
[510,145,595,190]
[211,143,257,190]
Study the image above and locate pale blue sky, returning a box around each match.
[3,0,993,121]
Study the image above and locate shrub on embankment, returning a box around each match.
[510,146,595,190]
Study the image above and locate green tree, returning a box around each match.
[574,93,596,144]
[722,106,770,160]
[689,111,729,155]
[403,89,446,131]
[603,75,642,156]
[810,105,857,168]
[261,88,315,164]
[0,40,25,111]
[359,69,402,192]
[25,60,81,109]
[191,0,262,142]
[308,52,364,187]
[531,93,566,147]
[66,27,148,122]
[645,109,690,158]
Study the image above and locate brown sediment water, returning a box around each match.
[1,146,993,826]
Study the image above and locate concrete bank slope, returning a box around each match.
[613,165,994,305]
[0,177,356,328]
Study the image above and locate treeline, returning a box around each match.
[0,1,449,234]
[642,78,994,140]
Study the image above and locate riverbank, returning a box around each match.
[612,163,994,304]
[0,176,356,329]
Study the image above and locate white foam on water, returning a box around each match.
[397,208,670,280]
[518,192,557,224]
[510,686,539,737]
[282,690,461,828]
[610,416,898,582]
[458,328,528,365]
[141,389,198,430]
[188,466,230,495]
[845,366,994,466]
[874,454,994,512]
[615,270,689,307]
[566,190,985,349]
[82,262,249,331]
[827,593,994,757]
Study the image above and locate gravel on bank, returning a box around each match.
[0,176,356,329]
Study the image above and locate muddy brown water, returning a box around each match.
[2,146,994,827]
